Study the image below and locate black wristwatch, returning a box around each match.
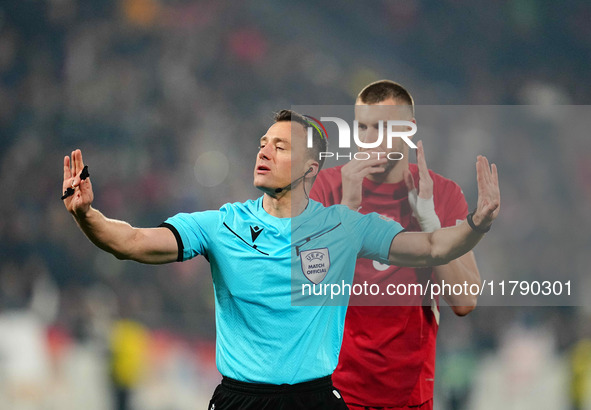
[467,210,491,233]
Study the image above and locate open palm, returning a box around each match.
[62,149,94,217]
[474,155,500,228]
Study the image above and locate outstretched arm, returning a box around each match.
[403,141,481,315]
[389,155,500,267]
[63,149,178,264]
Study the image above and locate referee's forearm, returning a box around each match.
[430,221,485,265]
[74,206,137,260]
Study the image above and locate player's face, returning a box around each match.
[354,98,415,173]
[254,121,308,193]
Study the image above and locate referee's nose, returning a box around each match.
[258,144,272,160]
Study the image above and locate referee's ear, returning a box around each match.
[305,161,320,179]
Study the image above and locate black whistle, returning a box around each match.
[61,165,90,200]
[80,165,89,180]
[61,188,75,200]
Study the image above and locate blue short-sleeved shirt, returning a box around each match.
[162,197,403,384]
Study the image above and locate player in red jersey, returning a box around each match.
[309,80,482,409]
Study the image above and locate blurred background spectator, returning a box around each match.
[0,0,590,408]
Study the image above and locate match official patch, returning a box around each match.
[300,248,331,284]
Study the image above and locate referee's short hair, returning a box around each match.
[274,109,328,172]
[357,80,415,117]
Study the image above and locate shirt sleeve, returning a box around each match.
[340,207,405,264]
[159,210,221,262]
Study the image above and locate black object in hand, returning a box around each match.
[61,165,90,200]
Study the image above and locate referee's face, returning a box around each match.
[254,121,308,194]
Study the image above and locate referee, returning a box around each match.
[62,110,500,409]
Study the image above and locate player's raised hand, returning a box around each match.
[63,149,94,218]
[403,140,434,199]
[403,141,440,232]
[472,156,500,230]
[341,153,387,210]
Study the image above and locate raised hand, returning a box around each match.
[472,156,500,230]
[63,149,94,217]
[340,153,387,210]
[403,140,434,199]
[403,141,441,232]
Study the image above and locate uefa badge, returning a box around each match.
[300,248,331,284]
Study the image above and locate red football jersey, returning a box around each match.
[309,163,468,407]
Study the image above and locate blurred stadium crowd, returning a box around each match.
[1,0,590,408]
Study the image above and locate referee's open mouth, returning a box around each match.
[256,164,271,174]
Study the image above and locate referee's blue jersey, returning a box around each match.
[162,197,403,384]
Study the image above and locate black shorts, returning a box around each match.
[208,375,349,410]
